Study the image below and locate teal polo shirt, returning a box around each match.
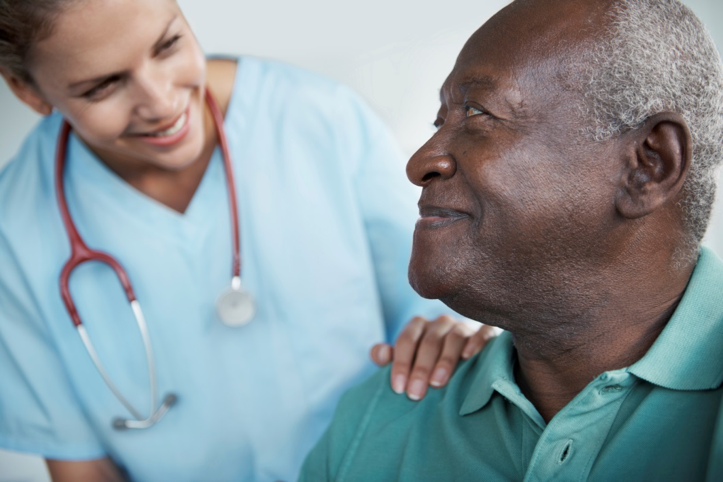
[301,247,723,481]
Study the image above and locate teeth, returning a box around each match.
[149,112,186,137]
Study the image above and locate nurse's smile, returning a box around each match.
[132,106,192,147]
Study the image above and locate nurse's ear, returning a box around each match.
[1,71,53,116]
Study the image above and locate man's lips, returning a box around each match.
[416,205,469,228]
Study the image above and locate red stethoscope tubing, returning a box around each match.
[55,89,241,327]
[205,89,241,279]
[55,121,136,327]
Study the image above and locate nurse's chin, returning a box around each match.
[129,135,207,172]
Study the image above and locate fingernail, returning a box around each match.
[378,345,391,364]
[407,379,425,401]
[392,374,406,394]
[461,350,472,359]
[430,367,448,387]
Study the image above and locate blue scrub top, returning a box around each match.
[0,57,448,481]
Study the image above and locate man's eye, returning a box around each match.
[465,105,486,118]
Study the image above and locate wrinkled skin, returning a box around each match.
[406,0,695,421]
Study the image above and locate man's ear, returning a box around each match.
[615,112,692,219]
[1,71,53,116]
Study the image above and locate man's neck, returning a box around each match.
[510,263,693,423]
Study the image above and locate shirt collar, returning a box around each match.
[459,331,516,416]
[629,246,723,391]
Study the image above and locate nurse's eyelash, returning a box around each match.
[157,34,182,55]
[82,75,121,100]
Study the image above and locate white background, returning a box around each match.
[1,0,721,479]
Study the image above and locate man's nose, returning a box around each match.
[406,136,457,187]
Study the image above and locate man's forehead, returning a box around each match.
[439,0,612,104]
[438,30,541,114]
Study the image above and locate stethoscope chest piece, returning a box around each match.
[217,276,255,327]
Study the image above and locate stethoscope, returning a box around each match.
[55,89,254,430]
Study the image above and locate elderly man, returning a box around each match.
[300,0,723,480]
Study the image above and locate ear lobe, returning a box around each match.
[1,72,53,116]
[615,113,692,219]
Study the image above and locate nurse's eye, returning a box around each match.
[464,104,488,118]
[82,76,120,101]
[157,35,182,55]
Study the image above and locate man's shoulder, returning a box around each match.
[301,338,504,480]
[337,345,493,428]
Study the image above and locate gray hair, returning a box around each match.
[580,0,723,253]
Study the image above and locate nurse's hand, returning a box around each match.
[370,315,497,401]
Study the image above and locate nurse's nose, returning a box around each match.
[134,68,179,121]
[406,132,457,187]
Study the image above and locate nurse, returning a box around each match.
[0,0,493,481]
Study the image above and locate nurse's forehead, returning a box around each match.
[30,0,180,82]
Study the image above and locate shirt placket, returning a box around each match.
[522,371,636,482]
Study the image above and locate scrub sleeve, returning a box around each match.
[0,231,104,459]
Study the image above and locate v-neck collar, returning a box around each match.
[60,53,247,242]
[60,57,248,248]
[65,131,225,242]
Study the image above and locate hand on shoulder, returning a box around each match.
[370,315,498,401]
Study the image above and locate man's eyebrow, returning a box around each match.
[460,75,525,118]
[458,76,497,92]
[438,75,497,103]
[67,16,178,91]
